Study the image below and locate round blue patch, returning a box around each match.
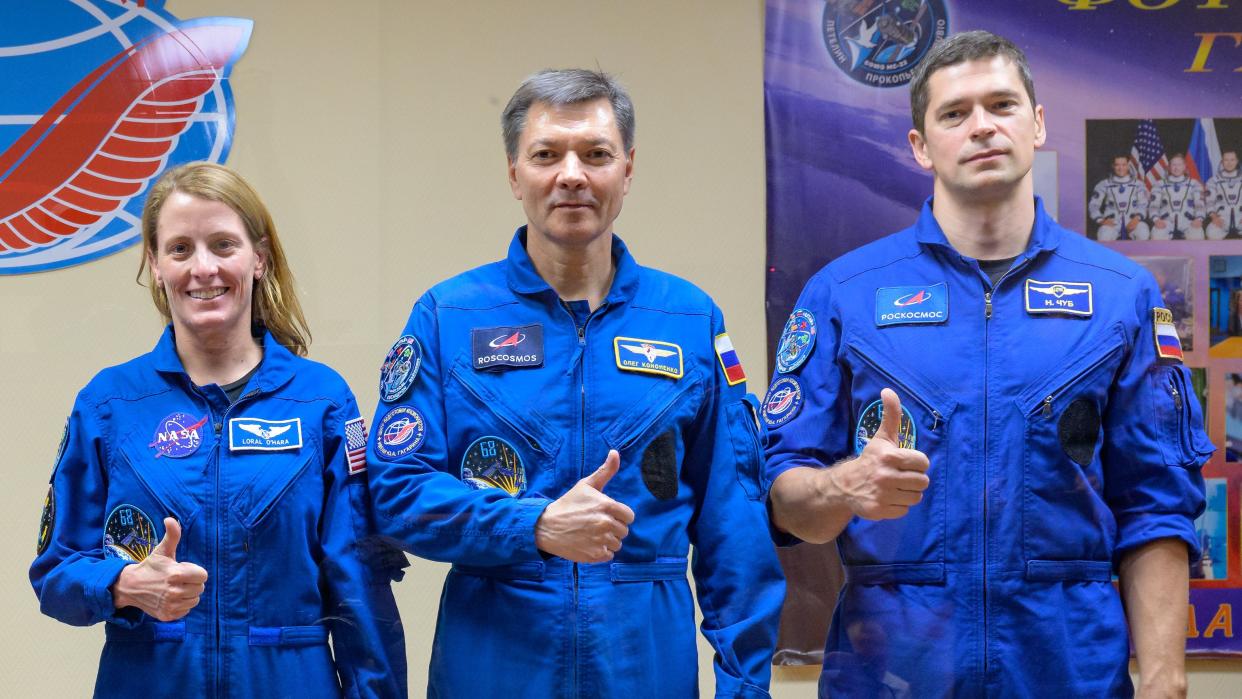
[821,0,948,89]
[762,377,805,427]
[854,398,917,454]
[775,309,817,374]
[37,485,54,556]
[149,411,208,458]
[461,436,526,496]
[103,504,158,562]
[374,406,426,459]
[380,335,422,402]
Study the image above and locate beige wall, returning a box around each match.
[4,1,1237,695]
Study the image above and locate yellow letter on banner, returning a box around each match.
[1059,0,1113,9]
[1187,604,1199,638]
[1204,604,1234,638]
[1130,0,1179,8]
[1197,0,1230,8]
[1186,32,1242,71]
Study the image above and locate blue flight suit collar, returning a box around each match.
[504,226,642,305]
[912,196,1062,263]
[149,324,296,394]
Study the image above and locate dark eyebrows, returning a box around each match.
[934,88,1024,114]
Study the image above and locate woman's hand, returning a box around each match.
[110,518,208,621]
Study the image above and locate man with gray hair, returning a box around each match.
[367,68,784,697]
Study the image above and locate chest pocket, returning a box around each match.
[448,357,563,492]
[601,364,703,502]
[840,335,956,576]
[229,444,320,531]
[116,429,203,533]
[1015,325,1124,572]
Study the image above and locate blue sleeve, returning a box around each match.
[762,271,851,490]
[366,295,552,566]
[321,392,408,699]
[1102,274,1211,563]
[685,306,785,699]
[29,388,140,628]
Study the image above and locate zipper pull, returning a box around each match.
[984,291,993,320]
[1171,383,1182,411]
[930,410,941,431]
[577,324,586,344]
[565,346,583,376]
[1042,396,1053,418]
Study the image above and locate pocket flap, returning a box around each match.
[601,364,702,450]
[449,357,562,457]
[230,446,317,529]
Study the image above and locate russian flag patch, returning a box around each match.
[714,333,747,386]
[1153,307,1183,361]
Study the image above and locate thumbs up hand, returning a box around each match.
[535,450,636,563]
[110,517,209,621]
[832,389,931,521]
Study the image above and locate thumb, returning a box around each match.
[582,449,621,491]
[152,517,181,561]
[873,388,904,446]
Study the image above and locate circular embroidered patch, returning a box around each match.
[461,436,526,496]
[775,309,817,374]
[149,411,207,458]
[103,504,158,562]
[380,335,422,402]
[374,406,426,459]
[54,418,69,466]
[762,377,805,427]
[854,398,916,453]
[821,0,948,88]
[37,486,54,555]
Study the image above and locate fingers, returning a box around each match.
[151,517,181,561]
[873,388,904,445]
[581,449,621,491]
[604,498,636,525]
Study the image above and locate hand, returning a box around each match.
[111,518,208,621]
[1100,217,1117,227]
[1127,216,1141,232]
[535,450,635,563]
[825,388,930,520]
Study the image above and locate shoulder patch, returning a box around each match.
[713,333,747,386]
[1025,280,1093,317]
[762,376,804,427]
[36,486,54,555]
[1153,307,1184,361]
[374,406,426,459]
[380,335,423,402]
[614,337,684,379]
[344,417,368,474]
[103,504,158,562]
[461,436,526,495]
[775,309,816,373]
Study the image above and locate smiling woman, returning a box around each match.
[30,162,409,698]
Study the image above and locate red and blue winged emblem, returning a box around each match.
[0,1,251,274]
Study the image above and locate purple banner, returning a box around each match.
[766,0,1242,659]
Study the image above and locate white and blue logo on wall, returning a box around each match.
[0,1,252,275]
[822,0,947,88]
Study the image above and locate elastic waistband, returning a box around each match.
[453,558,686,583]
[105,622,328,647]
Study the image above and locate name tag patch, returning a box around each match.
[472,324,544,370]
[614,337,684,379]
[229,417,303,452]
[1025,280,1093,316]
[875,283,948,326]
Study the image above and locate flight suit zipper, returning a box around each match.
[560,300,594,698]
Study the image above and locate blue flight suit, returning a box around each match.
[764,199,1210,697]
[367,229,784,698]
[31,328,408,698]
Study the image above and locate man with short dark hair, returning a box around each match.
[367,68,784,698]
[1206,150,1242,240]
[1150,154,1206,240]
[765,31,1208,696]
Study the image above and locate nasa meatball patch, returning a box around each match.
[472,324,544,370]
[149,411,208,458]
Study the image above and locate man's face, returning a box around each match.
[1112,157,1131,178]
[1224,151,1238,173]
[508,98,634,248]
[1169,156,1186,178]
[908,56,1045,201]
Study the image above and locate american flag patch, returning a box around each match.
[345,417,368,474]
[714,332,747,386]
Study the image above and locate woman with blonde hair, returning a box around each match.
[31,162,407,698]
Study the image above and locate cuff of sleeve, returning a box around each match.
[1114,514,1200,566]
[512,496,554,560]
[91,559,144,628]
